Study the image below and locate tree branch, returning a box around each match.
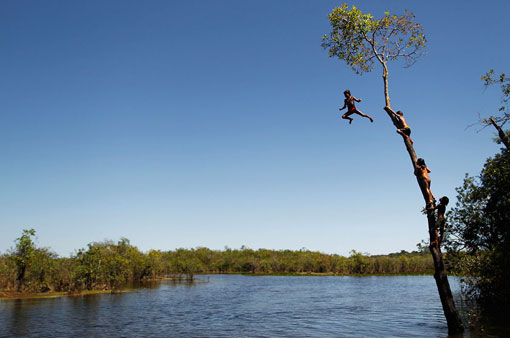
[489,117,510,150]
[361,30,384,65]
[386,26,399,42]
[387,51,417,59]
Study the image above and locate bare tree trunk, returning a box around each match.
[16,265,26,292]
[384,107,464,335]
[489,117,510,150]
[382,63,390,108]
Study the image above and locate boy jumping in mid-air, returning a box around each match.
[339,90,374,124]
[428,196,449,247]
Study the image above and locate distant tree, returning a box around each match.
[11,229,36,291]
[74,243,103,290]
[49,257,76,292]
[169,248,203,279]
[0,252,18,290]
[144,250,165,279]
[322,4,463,333]
[349,250,369,274]
[29,247,58,292]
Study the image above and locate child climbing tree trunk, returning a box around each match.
[384,107,463,332]
[322,4,464,334]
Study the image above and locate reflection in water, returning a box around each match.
[130,277,203,290]
[0,275,505,337]
[10,300,30,337]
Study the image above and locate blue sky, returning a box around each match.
[1,0,508,256]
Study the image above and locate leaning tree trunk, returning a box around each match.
[384,106,464,335]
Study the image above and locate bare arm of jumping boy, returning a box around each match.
[339,99,347,111]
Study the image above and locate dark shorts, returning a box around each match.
[399,127,411,136]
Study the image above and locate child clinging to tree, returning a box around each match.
[389,110,413,144]
[429,196,449,247]
[339,90,374,124]
[415,158,435,206]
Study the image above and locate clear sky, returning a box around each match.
[1,0,509,257]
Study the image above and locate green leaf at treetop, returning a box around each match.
[321,3,426,75]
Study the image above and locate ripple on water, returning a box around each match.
[0,275,467,337]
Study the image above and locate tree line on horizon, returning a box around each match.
[0,231,434,294]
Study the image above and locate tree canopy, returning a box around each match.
[481,70,510,123]
[446,148,510,313]
[479,70,510,149]
[321,4,426,74]
[322,4,425,107]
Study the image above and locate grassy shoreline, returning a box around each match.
[0,276,195,300]
[1,272,442,300]
[240,271,436,277]
[0,289,123,300]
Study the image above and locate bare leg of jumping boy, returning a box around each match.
[342,112,354,124]
[342,110,373,124]
[354,110,374,123]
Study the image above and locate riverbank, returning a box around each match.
[2,232,438,298]
[241,271,436,277]
[0,289,121,300]
[0,276,196,300]
[1,272,443,300]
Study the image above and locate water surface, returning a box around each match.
[0,275,474,337]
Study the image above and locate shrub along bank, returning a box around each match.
[0,230,433,296]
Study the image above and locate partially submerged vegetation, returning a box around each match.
[0,230,434,299]
[445,146,510,321]
[0,232,192,299]
[443,70,510,324]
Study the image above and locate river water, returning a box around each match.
[0,275,489,337]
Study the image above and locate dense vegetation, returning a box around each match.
[445,148,510,316]
[445,70,510,319]
[0,230,433,295]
